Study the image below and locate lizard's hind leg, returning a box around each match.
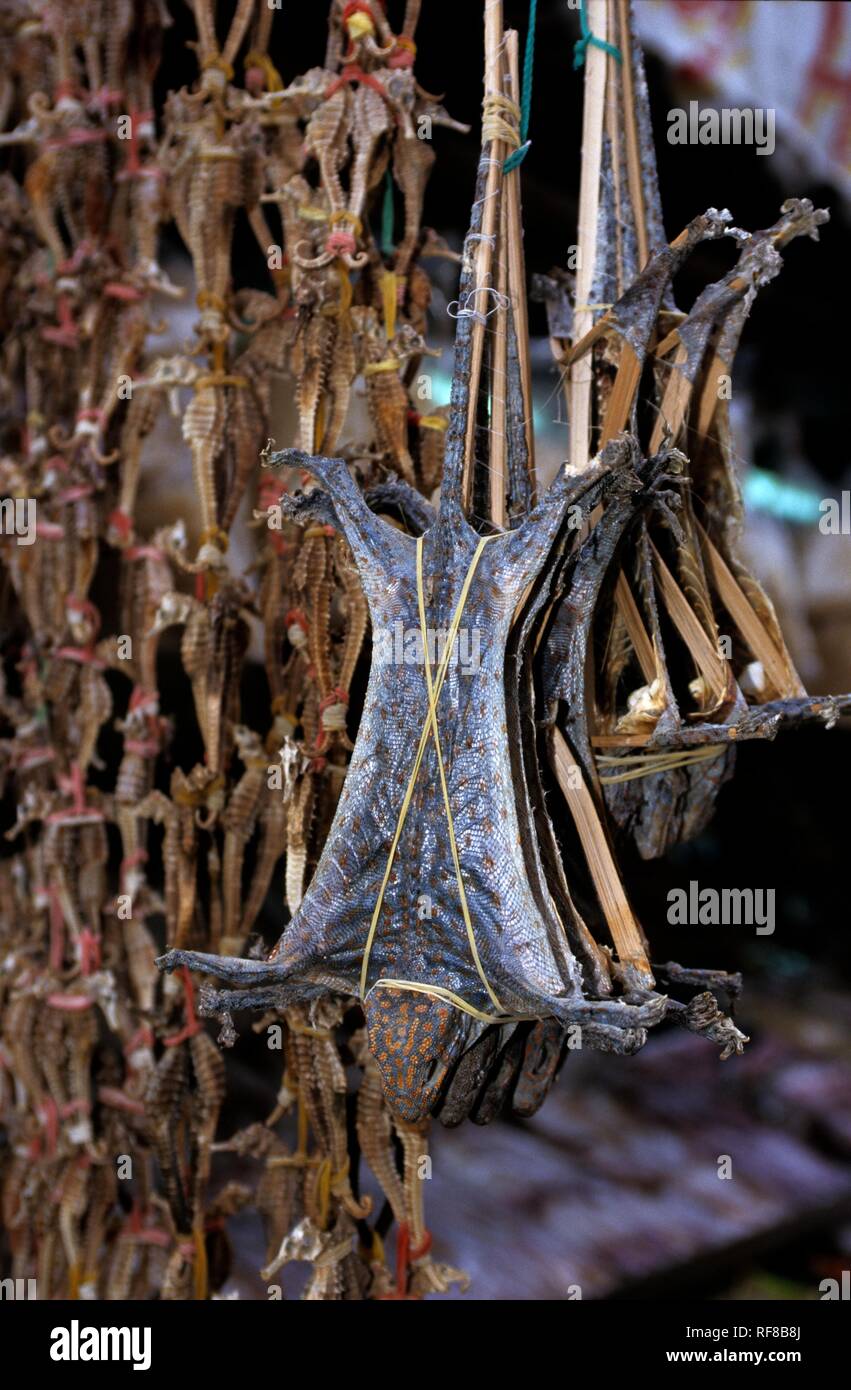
[198,981,322,1023]
[548,988,668,1036]
[156,949,322,1049]
[156,948,293,987]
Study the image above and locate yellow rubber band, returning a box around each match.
[197,526,229,552]
[202,56,234,80]
[329,209,363,236]
[597,743,726,785]
[363,357,400,376]
[244,50,284,92]
[346,13,375,41]
[359,534,508,1019]
[196,290,227,312]
[381,269,397,343]
[194,374,248,391]
[287,1020,333,1039]
[365,977,538,1026]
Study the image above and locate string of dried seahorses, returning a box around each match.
[0,0,467,1301]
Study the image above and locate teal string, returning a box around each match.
[381,170,395,255]
[574,0,622,70]
[502,0,538,173]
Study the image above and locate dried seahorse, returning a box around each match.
[148,587,248,775]
[283,763,317,920]
[353,306,417,483]
[334,532,369,702]
[288,1000,369,1226]
[221,290,290,530]
[238,718,298,942]
[76,817,108,947]
[145,1043,191,1242]
[220,725,269,957]
[356,1056,406,1227]
[294,89,356,267]
[134,789,184,947]
[181,379,226,561]
[287,261,352,454]
[114,685,167,912]
[107,390,163,546]
[345,80,393,236]
[188,1028,226,1212]
[390,130,435,288]
[212,1122,295,1269]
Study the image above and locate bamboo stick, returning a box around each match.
[568,0,609,473]
[551,729,653,981]
[462,0,506,513]
[614,571,657,684]
[606,0,625,294]
[503,29,536,500]
[489,39,511,528]
[490,191,508,527]
[599,340,642,445]
[650,542,731,707]
[698,524,807,698]
[616,0,649,270]
[694,349,728,438]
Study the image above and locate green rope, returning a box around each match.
[574,0,622,70]
[502,0,538,173]
[381,170,395,256]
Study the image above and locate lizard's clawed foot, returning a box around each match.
[667,991,749,1059]
[637,447,688,540]
[279,489,339,530]
[556,989,668,1033]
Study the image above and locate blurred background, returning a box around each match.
[99,0,851,1298]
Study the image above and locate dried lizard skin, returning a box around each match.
[160,433,674,1120]
[539,4,851,859]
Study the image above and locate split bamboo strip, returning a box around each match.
[695,350,729,438]
[605,0,626,294]
[551,729,653,981]
[591,733,653,747]
[614,571,658,685]
[503,29,536,500]
[649,341,692,453]
[698,523,807,698]
[568,0,609,473]
[650,541,730,708]
[616,0,649,270]
[599,340,642,445]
